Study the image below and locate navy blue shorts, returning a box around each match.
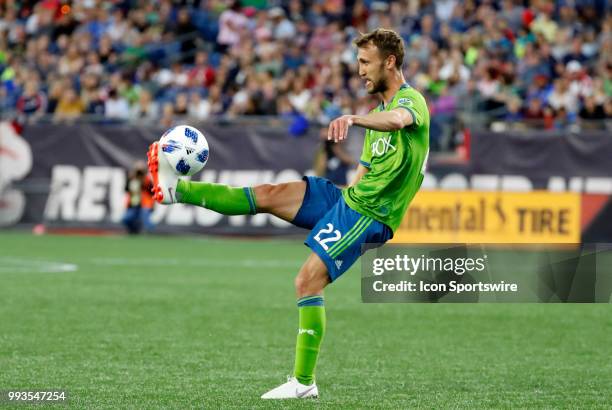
[292,176,393,281]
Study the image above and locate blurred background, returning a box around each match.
[0,0,610,242]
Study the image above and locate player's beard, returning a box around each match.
[367,72,388,95]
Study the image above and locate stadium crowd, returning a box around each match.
[0,0,610,148]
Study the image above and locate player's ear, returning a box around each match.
[385,55,396,70]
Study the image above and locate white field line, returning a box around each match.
[89,257,302,269]
[0,257,301,273]
[0,257,78,273]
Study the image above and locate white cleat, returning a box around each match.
[147,141,179,204]
[261,376,318,400]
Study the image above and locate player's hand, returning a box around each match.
[327,115,355,143]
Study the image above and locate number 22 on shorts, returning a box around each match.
[314,223,342,250]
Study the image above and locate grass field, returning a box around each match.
[1,232,611,409]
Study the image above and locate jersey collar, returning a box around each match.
[379,83,411,110]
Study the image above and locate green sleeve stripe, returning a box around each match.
[244,187,257,215]
[329,218,373,258]
[298,295,324,304]
[249,187,258,211]
[327,216,367,255]
[397,106,417,125]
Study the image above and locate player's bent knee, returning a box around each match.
[294,274,311,296]
[253,183,282,212]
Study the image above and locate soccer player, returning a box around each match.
[147,28,429,399]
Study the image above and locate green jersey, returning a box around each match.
[342,84,429,232]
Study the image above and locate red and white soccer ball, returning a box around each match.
[159,125,209,176]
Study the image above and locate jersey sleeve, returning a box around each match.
[359,129,372,168]
[395,90,426,128]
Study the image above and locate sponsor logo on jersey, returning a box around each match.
[371,135,396,157]
[398,98,413,107]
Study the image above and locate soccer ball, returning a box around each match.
[159,125,209,176]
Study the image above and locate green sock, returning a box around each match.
[294,296,326,386]
[176,180,257,215]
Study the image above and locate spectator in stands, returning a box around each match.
[81,73,104,116]
[107,8,129,44]
[54,88,84,123]
[579,95,606,129]
[174,92,189,117]
[553,106,573,130]
[188,51,216,88]
[45,79,65,115]
[57,43,84,76]
[188,92,211,120]
[548,78,578,114]
[504,96,524,123]
[16,80,46,121]
[287,78,311,114]
[207,84,226,116]
[104,88,130,120]
[251,9,271,42]
[160,102,175,128]
[531,7,558,43]
[97,35,118,66]
[130,89,159,123]
[217,0,248,53]
[174,8,198,64]
[566,60,593,100]
[269,7,296,41]
[523,97,545,123]
[563,38,588,65]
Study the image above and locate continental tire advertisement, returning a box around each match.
[393,191,581,244]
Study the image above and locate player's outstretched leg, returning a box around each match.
[147,141,255,211]
[261,253,330,399]
[147,142,305,221]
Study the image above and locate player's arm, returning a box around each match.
[327,108,413,142]
[352,108,414,131]
[348,164,369,187]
